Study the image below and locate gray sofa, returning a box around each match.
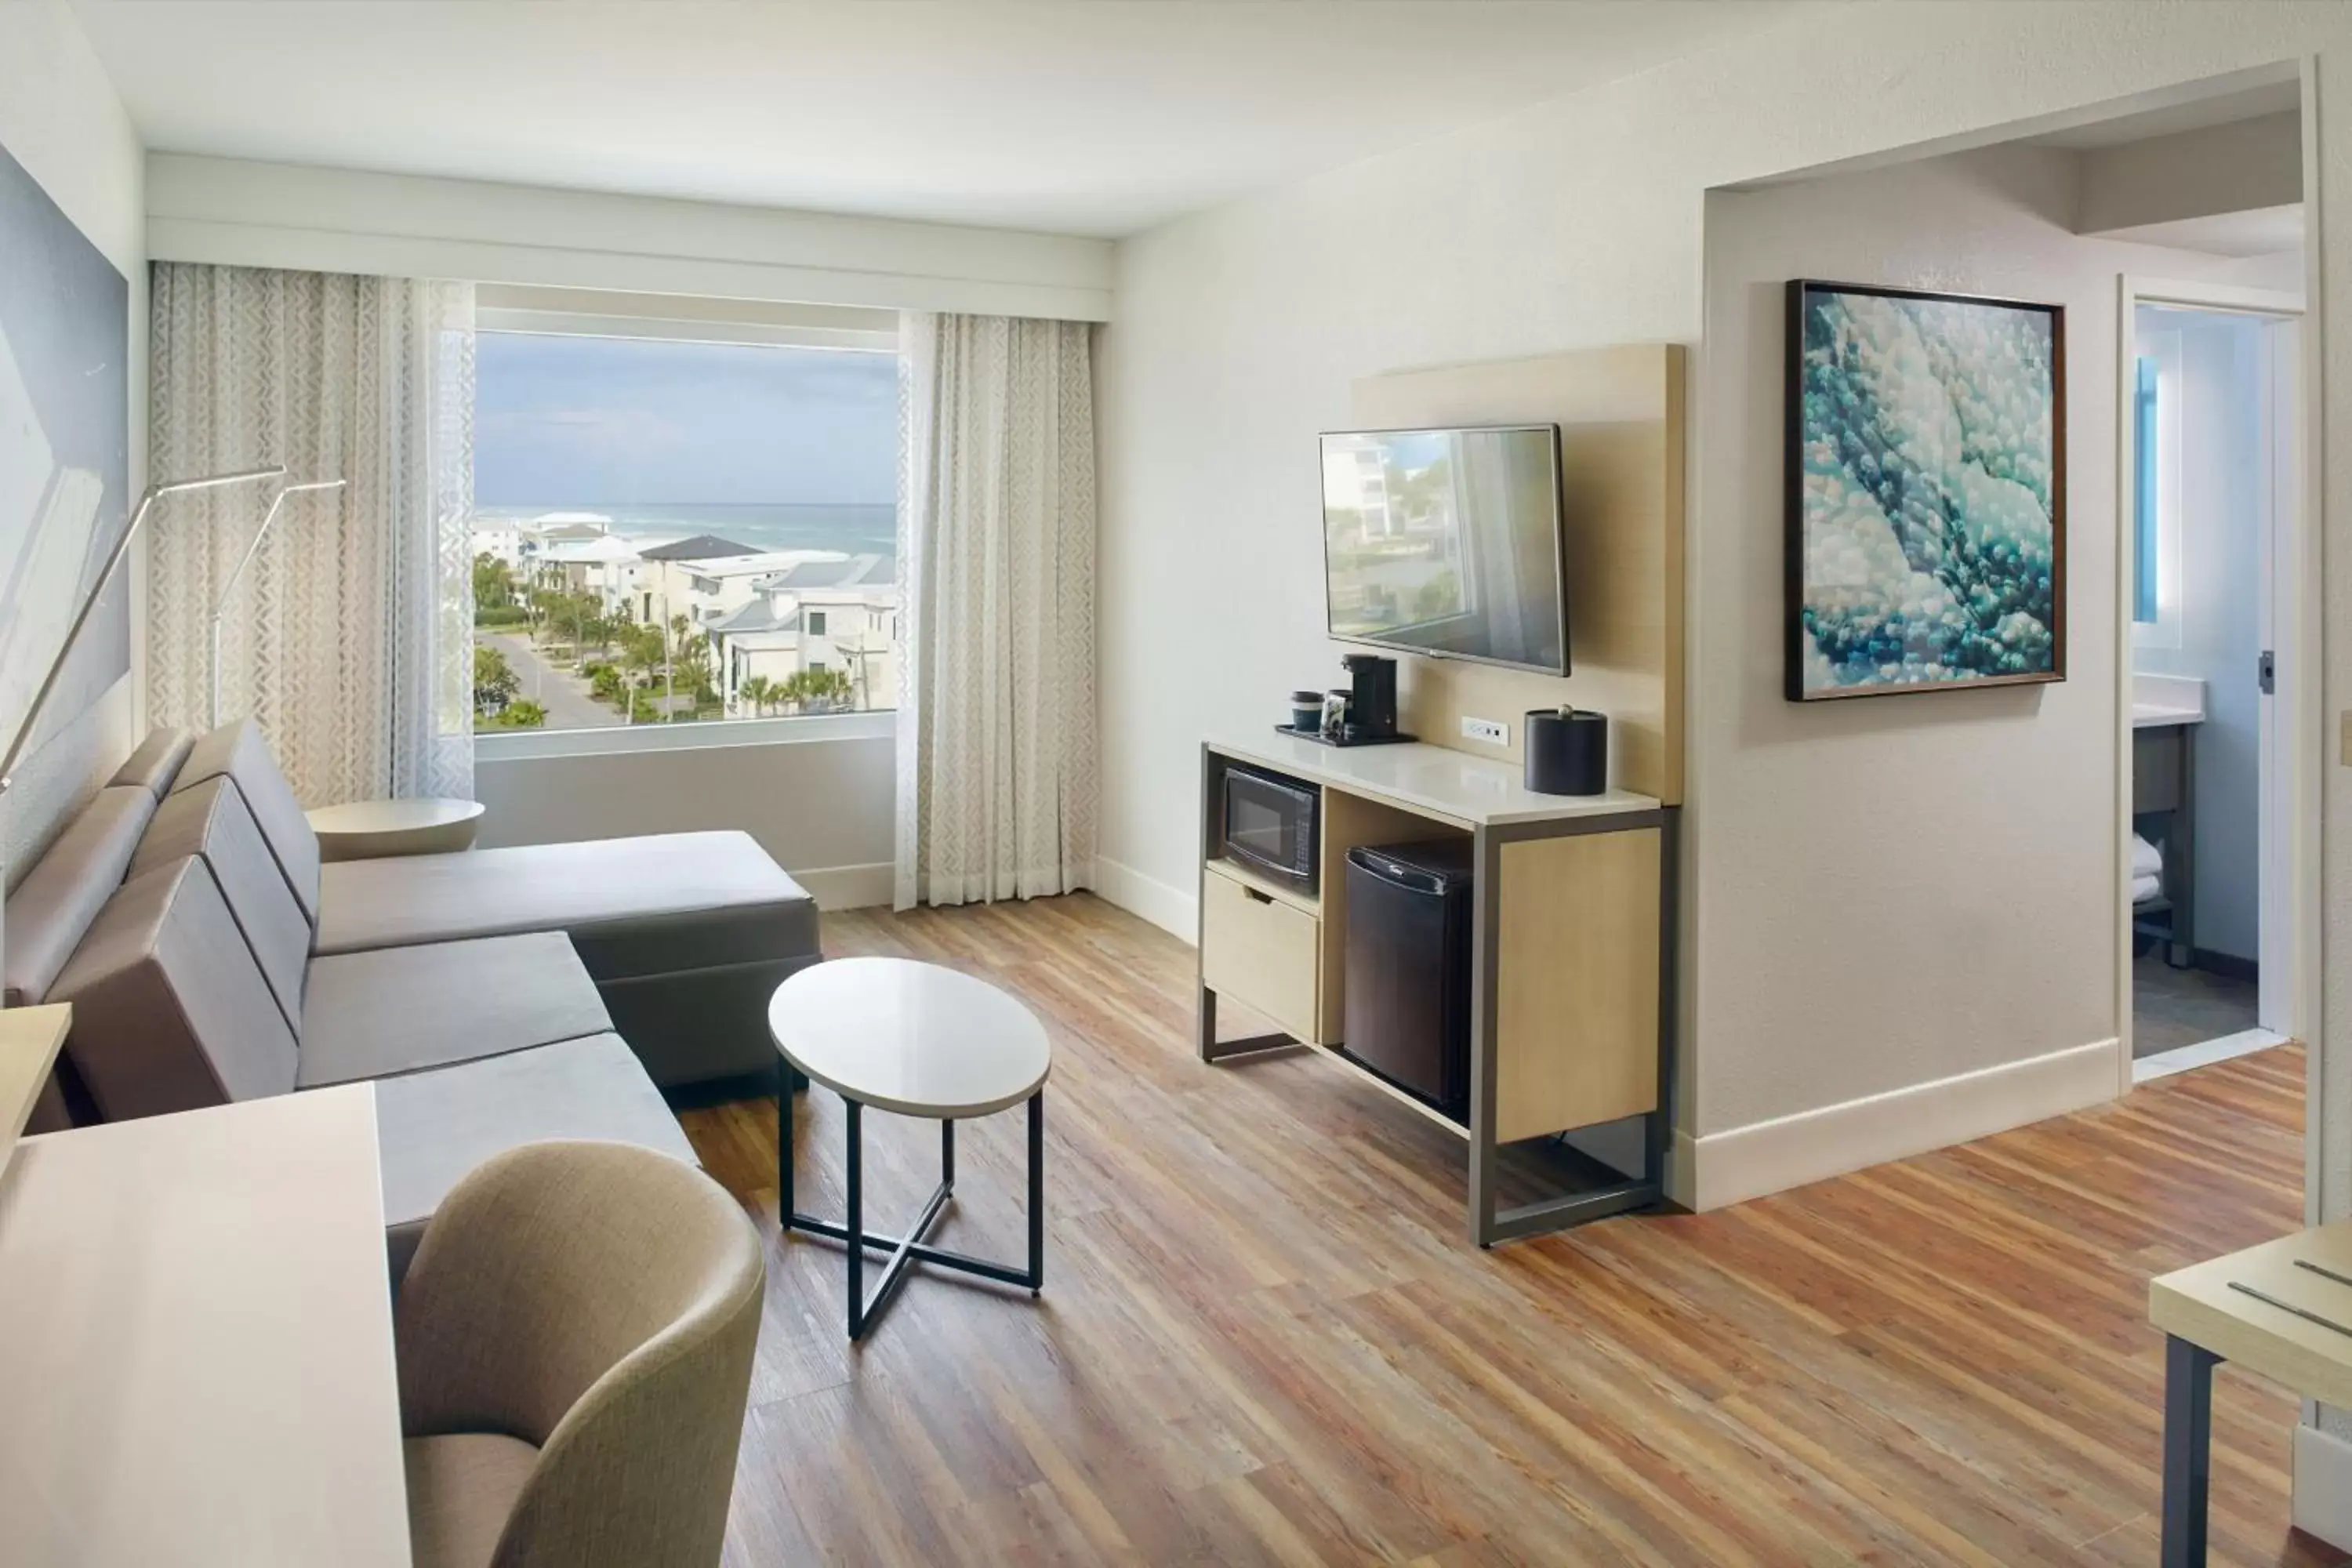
[4,718,822,1272]
[169,719,819,1087]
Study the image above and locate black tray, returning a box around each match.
[1273,724,1418,749]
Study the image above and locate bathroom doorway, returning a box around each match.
[2123,279,2307,1082]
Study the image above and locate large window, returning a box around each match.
[470,319,899,734]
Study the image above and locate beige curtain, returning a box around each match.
[895,312,1098,909]
[148,263,474,804]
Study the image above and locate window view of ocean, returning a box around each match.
[470,332,901,734]
[474,501,896,559]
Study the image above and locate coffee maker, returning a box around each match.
[1341,653,1401,742]
[1276,652,1416,746]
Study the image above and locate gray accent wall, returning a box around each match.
[0,0,147,887]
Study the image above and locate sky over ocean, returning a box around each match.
[476,331,898,510]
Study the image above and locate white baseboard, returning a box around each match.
[2296,1421,2352,1552]
[2132,1026,2288,1084]
[1092,855,1197,942]
[793,861,893,911]
[1686,1036,2124,1210]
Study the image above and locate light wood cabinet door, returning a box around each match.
[1493,828,1661,1142]
[1201,863,1321,1042]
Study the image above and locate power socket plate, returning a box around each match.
[1461,716,1509,747]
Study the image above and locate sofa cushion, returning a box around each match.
[47,857,300,1120]
[173,718,321,927]
[109,726,198,799]
[312,831,818,977]
[2,785,157,1006]
[370,1033,699,1282]
[298,932,614,1088]
[404,1432,539,1568]
[131,775,310,1034]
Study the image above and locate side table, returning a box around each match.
[306,797,485,862]
[768,956,1050,1341]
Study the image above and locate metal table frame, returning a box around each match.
[779,1083,1045,1341]
[2159,1334,2220,1568]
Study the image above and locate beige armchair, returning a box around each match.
[394,1141,765,1568]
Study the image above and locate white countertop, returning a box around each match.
[0,1088,410,1567]
[2132,673,2206,729]
[1208,731,1660,827]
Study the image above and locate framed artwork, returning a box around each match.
[0,135,130,756]
[1784,278,2064,700]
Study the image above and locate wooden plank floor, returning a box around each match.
[680,893,2339,1566]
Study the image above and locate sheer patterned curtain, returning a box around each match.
[148,263,474,804]
[895,312,1097,909]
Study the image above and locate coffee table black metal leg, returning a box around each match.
[844,1098,864,1337]
[783,1088,1047,1339]
[2161,1334,2219,1568]
[777,1076,794,1234]
[1028,1090,1044,1294]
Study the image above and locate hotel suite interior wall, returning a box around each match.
[1700,147,2297,1139]
[1094,1,2349,1214]
[0,0,146,883]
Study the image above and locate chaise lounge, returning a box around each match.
[5,718,822,1273]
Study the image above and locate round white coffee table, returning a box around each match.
[305,797,484,862]
[768,956,1051,1341]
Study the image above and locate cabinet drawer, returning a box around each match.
[1200,865,1320,1040]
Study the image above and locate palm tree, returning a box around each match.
[738,674,775,717]
[782,667,855,714]
[619,624,665,725]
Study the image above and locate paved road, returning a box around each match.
[478,630,616,730]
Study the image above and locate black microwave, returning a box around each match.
[1221,764,1319,894]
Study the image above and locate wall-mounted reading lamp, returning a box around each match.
[0,465,286,799]
[209,478,347,727]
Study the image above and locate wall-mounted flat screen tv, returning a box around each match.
[1319,425,1568,676]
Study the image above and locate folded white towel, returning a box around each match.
[2132,872,2163,906]
[2132,834,2162,879]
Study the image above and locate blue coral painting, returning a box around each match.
[1786,280,2064,700]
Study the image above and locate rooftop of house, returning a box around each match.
[708,601,801,636]
[636,534,761,561]
[686,550,847,581]
[756,553,898,592]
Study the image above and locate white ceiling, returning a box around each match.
[73,1,1802,238]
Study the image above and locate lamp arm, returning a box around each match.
[211,479,345,623]
[206,478,343,728]
[0,466,285,793]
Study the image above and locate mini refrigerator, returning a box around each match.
[1341,838,1475,1121]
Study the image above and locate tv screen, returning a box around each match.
[1319,426,1567,675]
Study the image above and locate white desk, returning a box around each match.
[0,1087,410,1566]
[2151,1223,2352,1566]
[0,1004,69,1178]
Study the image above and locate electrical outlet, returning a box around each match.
[1461,716,1509,747]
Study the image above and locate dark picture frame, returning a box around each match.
[1784,278,2067,701]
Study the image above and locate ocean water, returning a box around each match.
[477,502,896,559]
